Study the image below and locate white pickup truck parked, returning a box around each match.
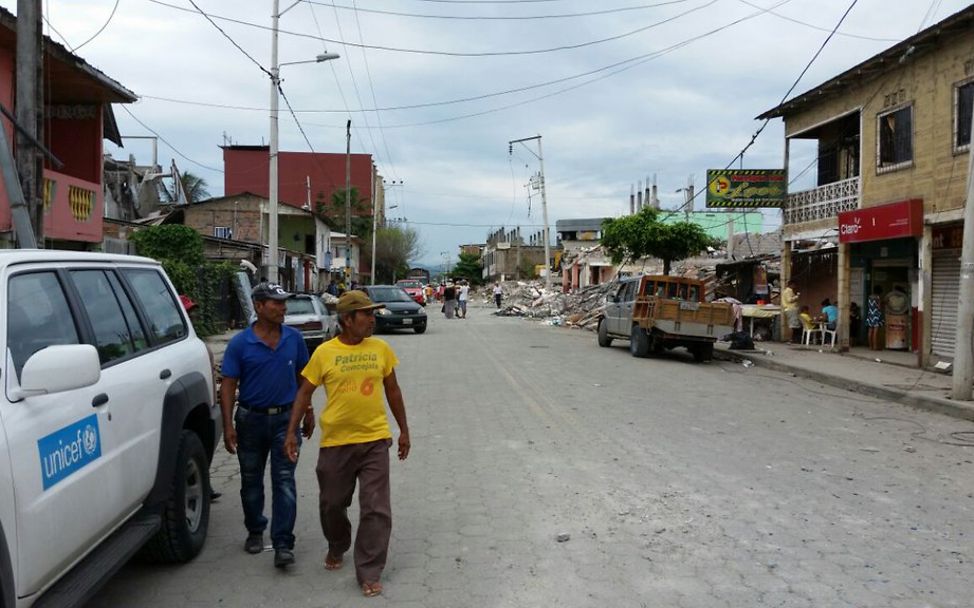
[0,251,221,608]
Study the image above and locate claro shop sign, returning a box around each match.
[838,199,923,244]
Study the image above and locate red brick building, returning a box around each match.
[221,145,378,215]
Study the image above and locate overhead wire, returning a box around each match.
[138,0,797,128]
[184,0,271,76]
[349,0,402,184]
[735,0,896,42]
[146,0,717,57]
[306,0,693,20]
[72,0,121,51]
[119,106,224,173]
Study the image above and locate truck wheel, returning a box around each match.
[691,343,714,363]
[597,319,612,347]
[141,430,211,563]
[630,325,650,358]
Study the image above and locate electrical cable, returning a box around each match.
[119,106,224,173]
[146,0,717,57]
[183,0,271,76]
[735,0,896,42]
[72,0,121,52]
[349,0,402,183]
[306,0,693,20]
[138,0,795,117]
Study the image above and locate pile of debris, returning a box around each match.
[484,281,614,330]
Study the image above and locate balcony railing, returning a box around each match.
[784,176,859,225]
[42,169,102,242]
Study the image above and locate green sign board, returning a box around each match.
[705,169,786,208]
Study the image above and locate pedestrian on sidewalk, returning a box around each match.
[493,282,503,309]
[849,301,862,346]
[220,282,312,569]
[285,290,410,599]
[443,282,457,319]
[782,280,801,344]
[866,286,885,350]
[458,280,469,319]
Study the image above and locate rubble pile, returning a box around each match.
[485,281,614,330]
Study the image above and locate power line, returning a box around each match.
[305,0,693,20]
[139,0,795,118]
[147,0,716,57]
[657,0,860,224]
[119,106,224,173]
[736,0,896,42]
[73,0,121,51]
[184,0,271,76]
[350,0,401,183]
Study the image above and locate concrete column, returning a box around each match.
[837,242,850,351]
[920,224,933,367]
[781,242,792,341]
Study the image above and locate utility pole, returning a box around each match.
[16,0,42,245]
[344,119,352,283]
[370,164,377,285]
[727,213,735,259]
[267,0,281,282]
[508,134,552,291]
[951,106,974,400]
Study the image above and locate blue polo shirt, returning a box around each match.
[221,324,310,408]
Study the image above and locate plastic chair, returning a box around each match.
[800,317,817,345]
[820,324,837,348]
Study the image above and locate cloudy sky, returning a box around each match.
[15,0,972,264]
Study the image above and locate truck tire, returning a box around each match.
[691,343,714,363]
[630,325,650,358]
[141,430,211,563]
[597,319,612,347]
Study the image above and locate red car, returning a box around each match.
[395,279,426,306]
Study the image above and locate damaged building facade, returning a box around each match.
[760,4,974,366]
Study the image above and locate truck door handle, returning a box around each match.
[92,393,109,407]
[159,369,172,380]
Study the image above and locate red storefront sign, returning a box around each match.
[838,199,923,244]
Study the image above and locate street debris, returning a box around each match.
[741,359,754,368]
[482,280,614,330]
[556,533,571,543]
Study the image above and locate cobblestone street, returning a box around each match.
[89,305,974,607]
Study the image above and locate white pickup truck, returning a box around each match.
[0,251,221,608]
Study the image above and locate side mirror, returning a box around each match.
[610,295,620,303]
[12,344,100,400]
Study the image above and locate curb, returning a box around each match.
[713,348,974,423]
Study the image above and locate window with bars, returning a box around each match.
[955,80,973,153]
[877,104,913,172]
[213,226,232,239]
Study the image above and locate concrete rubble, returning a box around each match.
[479,280,614,330]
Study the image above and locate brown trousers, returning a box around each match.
[315,439,392,584]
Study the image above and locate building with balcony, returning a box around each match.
[0,8,136,249]
[758,5,974,364]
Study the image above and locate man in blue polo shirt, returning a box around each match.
[220,282,312,568]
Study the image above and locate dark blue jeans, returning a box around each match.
[235,408,301,550]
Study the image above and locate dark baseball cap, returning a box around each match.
[251,282,289,301]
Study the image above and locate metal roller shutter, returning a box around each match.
[931,252,961,357]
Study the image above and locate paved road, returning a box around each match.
[89,303,974,607]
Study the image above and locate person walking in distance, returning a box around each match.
[866,286,885,351]
[457,280,470,319]
[285,290,410,598]
[220,283,312,568]
[442,281,457,319]
[492,282,503,309]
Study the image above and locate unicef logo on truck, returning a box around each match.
[37,414,102,490]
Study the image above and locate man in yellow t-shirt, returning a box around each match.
[284,290,410,598]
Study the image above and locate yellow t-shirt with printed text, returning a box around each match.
[301,337,399,448]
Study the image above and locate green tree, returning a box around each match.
[451,252,483,285]
[316,187,372,239]
[373,225,423,283]
[162,171,211,203]
[600,207,714,275]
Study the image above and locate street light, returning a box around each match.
[267,0,340,283]
[371,180,403,285]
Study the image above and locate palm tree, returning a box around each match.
[162,171,211,203]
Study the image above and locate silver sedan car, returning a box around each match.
[285,294,339,352]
